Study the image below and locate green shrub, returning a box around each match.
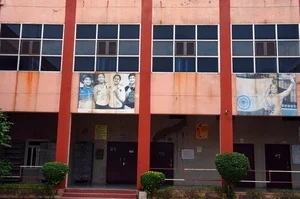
[155,186,176,199]
[179,186,201,199]
[41,162,69,188]
[273,189,300,199]
[140,171,165,197]
[0,159,13,178]
[0,183,52,199]
[244,189,266,199]
[215,152,250,199]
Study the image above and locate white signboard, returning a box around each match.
[181,149,195,160]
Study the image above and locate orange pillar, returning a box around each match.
[136,0,153,190]
[219,0,233,153]
[55,0,77,188]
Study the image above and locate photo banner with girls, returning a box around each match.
[78,73,136,113]
[236,74,297,116]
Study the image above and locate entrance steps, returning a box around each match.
[61,188,138,199]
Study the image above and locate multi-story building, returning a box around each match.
[1,0,300,192]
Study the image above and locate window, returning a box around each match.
[175,42,195,56]
[232,24,300,73]
[152,25,219,73]
[0,23,64,71]
[74,24,140,72]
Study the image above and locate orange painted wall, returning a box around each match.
[0,72,61,112]
[0,0,65,23]
[70,73,220,114]
[153,0,219,24]
[76,0,141,23]
[231,0,299,23]
[151,73,220,114]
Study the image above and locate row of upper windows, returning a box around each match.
[0,23,63,71]
[0,23,299,73]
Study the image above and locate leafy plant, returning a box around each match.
[41,162,69,188]
[215,152,250,199]
[0,159,13,178]
[0,110,13,148]
[0,183,52,199]
[179,186,201,199]
[155,186,176,199]
[273,189,300,199]
[140,171,165,197]
[244,189,266,199]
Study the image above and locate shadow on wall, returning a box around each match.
[152,116,187,142]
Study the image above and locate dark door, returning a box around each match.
[150,142,174,185]
[265,144,292,189]
[233,144,255,188]
[106,142,137,184]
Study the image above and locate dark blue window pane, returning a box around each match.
[256,58,277,73]
[76,25,96,39]
[0,40,19,54]
[277,25,299,39]
[175,26,195,39]
[279,58,300,73]
[74,57,94,71]
[197,58,218,72]
[118,57,139,71]
[255,25,275,39]
[120,25,140,39]
[0,56,18,70]
[232,25,252,39]
[75,41,95,55]
[19,56,40,71]
[43,25,63,39]
[0,24,20,38]
[175,58,195,72]
[153,25,173,40]
[152,57,173,72]
[232,58,254,73]
[22,24,42,38]
[96,57,117,71]
[98,25,118,39]
[41,57,61,71]
[197,25,218,40]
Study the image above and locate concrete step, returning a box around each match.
[62,188,138,199]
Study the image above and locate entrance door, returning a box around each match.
[265,144,292,189]
[150,142,174,185]
[233,144,255,188]
[106,142,137,184]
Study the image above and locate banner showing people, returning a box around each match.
[236,74,297,116]
[78,73,136,113]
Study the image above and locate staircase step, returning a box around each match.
[65,189,137,194]
[62,189,138,199]
[61,198,135,199]
[63,193,136,198]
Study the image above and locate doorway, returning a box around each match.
[150,142,174,185]
[265,144,292,189]
[233,144,255,188]
[106,142,138,184]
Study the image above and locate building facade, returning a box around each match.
[1,0,300,190]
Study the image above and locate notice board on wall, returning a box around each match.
[292,145,300,164]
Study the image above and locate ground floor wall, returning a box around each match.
[68,114,220,186]
[2,112,300,189]
[234,116,300,189]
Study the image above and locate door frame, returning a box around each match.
[24,139,49,166]
[233,143,255,188]
[265,144,292,189]
[106,141,138,184]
